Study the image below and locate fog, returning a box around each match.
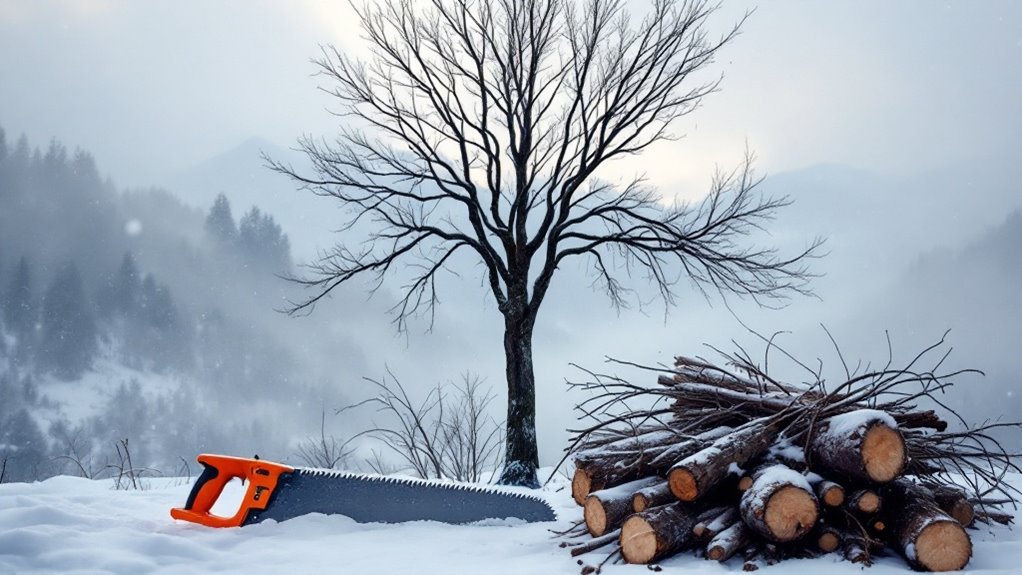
[1,0,1020,480]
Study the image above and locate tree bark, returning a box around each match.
[584,477,662,536]
[806,410,906,484]
[706,521,751,561]
[881,478,972,572]
[669,421,778,501]
[498,308,539,487]
[738,464,818,543]
[620,502,702,564]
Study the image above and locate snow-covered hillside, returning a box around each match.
[1,473,1019,575]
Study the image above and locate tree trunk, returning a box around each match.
[497,309,540,487]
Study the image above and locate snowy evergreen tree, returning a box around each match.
[98,252,141,317]
[3,257,36,365]
[205,193,237,243]
[238,206,291,271]
[127,274,188,371]
[0,408,49,482]
[39,262,97,380]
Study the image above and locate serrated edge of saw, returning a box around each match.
[293,467,556,514]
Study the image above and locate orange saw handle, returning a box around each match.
[170,454,293,527]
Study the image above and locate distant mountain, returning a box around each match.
[163,138,344,258]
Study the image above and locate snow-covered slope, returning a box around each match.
[1,473,1020,575]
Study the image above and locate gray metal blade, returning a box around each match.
[244,469,557,525]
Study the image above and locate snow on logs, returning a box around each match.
[584,477,661,536]
[571,426,733,505]
[564,355,1003,573]
[881,478,973,572]
[668,423,778,502]
[807,409,907,484]
[739,464,818,542]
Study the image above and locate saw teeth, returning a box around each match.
[294,467,554,505]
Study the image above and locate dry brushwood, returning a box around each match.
[558,330,1020,572]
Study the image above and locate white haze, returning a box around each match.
[1,0,1020,471]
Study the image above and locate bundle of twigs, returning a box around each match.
[557,333,1020,573]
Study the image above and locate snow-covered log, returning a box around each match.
[669,422,778,501]
[881,478,972,572]
[583,477,661,536]
[706,521,750,561]
[807,410,906,484]
[631,481,674,512]
[739,464,819,543]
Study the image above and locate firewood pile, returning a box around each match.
[558,337,1020,572]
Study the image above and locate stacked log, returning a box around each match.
[564,351,1018,573]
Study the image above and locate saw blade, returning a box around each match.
[244,468,557,525]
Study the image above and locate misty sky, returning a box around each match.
[2,1,1020,199]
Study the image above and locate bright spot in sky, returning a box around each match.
[125,219,143,236]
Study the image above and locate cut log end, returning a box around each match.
[948,500,975,527]
[583,497,608,536]
[819,483,845,507]
[764,486,818,542]
[620,515,658,564]
[853,490,881,514]
[668,468,698,501]
[738,476,754,492]
[572,468,594,506]
[915,520,972,572]
[818,531,840,553]
[862,423,906,482]
[632,493,650,513]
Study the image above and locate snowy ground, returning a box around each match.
[0,472,1020,575]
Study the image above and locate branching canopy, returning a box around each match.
[269,0,821,328]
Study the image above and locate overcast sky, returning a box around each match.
[2,1,1020,197]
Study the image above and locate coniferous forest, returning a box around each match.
[0,127,321,482]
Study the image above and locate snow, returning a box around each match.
[825,408,898,437]
[1,472,1021,574]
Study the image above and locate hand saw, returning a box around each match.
[170,454,556,527]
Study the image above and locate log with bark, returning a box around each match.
[572,426,732,505]
[632,481,674,513]
[847,489,882,515]
[881,478,973,572]
[738,464,819,543]
[584,477,662,536]
[807,410,906,484]
[814,479,846,508]
[706,521,751,561]
[619,503,702,564]
[669,422,778,502]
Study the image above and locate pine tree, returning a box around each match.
[127,274,188,371]
[39,262,97,380]
[3,257,36,364]
[205,193,237,243]
[99,252,141,317]
[239,206,291,271]
[0,408,49,482]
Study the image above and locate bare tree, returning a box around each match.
[295,408,357,469]
[270,0,822,486]
[357,371,504,482]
